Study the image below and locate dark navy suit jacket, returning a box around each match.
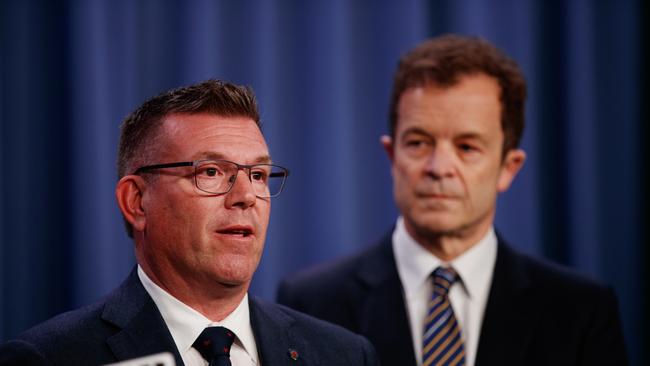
[0,269,378,366]
[277,233,628,366]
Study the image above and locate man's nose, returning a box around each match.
[424,145,456,178]
[225,169,257,208]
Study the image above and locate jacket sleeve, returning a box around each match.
[579,286,628,366]
[359,334,381,366]
[0,339,51,366]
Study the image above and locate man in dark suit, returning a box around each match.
[0,80,378,366]
[277,35,628,366]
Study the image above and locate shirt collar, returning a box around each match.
[137,266,258,364]
[393,216,497,300]
[450,226,497,301]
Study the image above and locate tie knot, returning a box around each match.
[432,266,457,296]
[192,326,236,363]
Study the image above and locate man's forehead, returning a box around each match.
[160,113,262,137]
[157,113,270,161]
[396,81,502,137]
[189,150,272,164]
[396,112,500,137]
[161,112,260,131]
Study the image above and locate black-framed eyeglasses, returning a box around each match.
[133,159,290,198]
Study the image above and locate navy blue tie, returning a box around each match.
[192,326,236,366]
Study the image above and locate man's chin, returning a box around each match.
[408,214,464,237]
[207,264,255,288]
[214,275,251,290]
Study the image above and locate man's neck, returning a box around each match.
[171,282,247,322]
[405,219,493,262]
[139,261,248,322]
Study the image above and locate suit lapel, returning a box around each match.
[355,235,417,366]
[101,269,185,366]
[475,239,539,366]
[249,297,309,366]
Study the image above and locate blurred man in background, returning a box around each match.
[278,35,627,366]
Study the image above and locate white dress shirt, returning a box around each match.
[392,217,497,366]
[138,266,259,366]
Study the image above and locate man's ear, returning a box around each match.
[380,135,395,162]
[497,149,526,193]
[116,175,147,233]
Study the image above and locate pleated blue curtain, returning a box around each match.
[1,0,645,363]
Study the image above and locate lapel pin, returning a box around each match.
[287,348,299,361]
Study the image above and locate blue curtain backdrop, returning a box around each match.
[1,0,646,363]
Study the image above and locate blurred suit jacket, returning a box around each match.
[0,269,378,366]
[277,233,628,366]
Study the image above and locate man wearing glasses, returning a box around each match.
[0,80,378,366]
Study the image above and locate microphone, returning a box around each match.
[102,352,176,366]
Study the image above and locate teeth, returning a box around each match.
[222,229,250,236]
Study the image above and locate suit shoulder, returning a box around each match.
[0,339,48,365]
[20,301,106,339]
[279,241,387,292]
[5,299,115,360]
[511,247,615,298]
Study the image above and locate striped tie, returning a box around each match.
[422,267,465,366]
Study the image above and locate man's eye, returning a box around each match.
[251,171,267,182]
[405,140,426,148]
[458,143,476,152]
[200,166,223,177]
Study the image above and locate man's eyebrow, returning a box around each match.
[252,155,273,164]
[400,127,431,139]
[401,128,489,144]
[455,132,488,143]
[191,151,272,164]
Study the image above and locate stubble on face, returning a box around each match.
[135,113,271,315]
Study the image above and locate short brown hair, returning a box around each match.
[389,34,527,154]
[117,79,260,179]
[117,79,260,237]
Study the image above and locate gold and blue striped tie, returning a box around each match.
[422,267,465,366]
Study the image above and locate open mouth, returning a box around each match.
[217,226,253,237]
